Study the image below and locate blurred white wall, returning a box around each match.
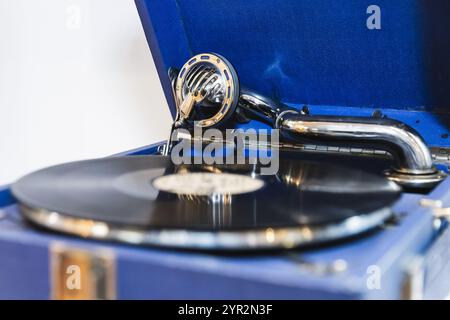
[0,0,172,185]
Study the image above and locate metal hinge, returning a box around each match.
[50,242,116,300]
[401,256,425,300]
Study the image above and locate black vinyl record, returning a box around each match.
[12,155,401,250]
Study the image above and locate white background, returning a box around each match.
[0,0,172,185]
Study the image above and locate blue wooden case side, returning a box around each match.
[0,141,448,299]
[0,187,443,299]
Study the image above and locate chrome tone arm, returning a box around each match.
[239,89,434,174]
[278,113,434,175]
[239,88,300,126]
[237,89,445,188]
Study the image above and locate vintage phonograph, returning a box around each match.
[1,0,450,299]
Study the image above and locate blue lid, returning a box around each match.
[135,0,450,146]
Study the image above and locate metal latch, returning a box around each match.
[419,198,450,231]
[50,242,116,300]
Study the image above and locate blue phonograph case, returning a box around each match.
[1,0,450,299]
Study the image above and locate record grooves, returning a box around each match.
[12,156,401,250]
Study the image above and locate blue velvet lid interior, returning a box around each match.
[135,0,450,146]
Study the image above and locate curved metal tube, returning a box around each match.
[239,89,298,126]
[238,90,445,187]
[278,113,433,174]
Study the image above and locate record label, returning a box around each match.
[152,172,265,196]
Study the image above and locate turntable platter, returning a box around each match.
[12,156,401,250]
